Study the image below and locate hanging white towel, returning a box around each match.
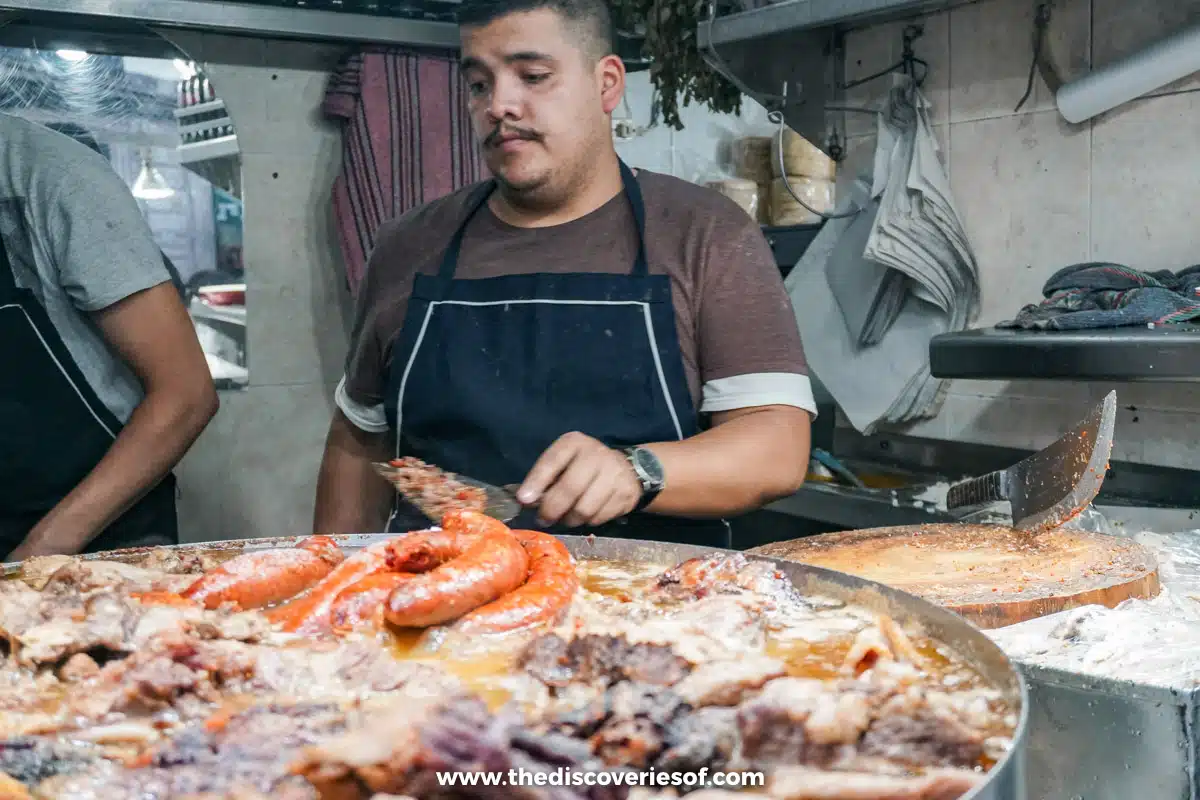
[785,76,978,434]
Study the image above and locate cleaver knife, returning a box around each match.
[944,390,1117,533]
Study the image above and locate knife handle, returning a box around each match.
[946,471,1009,510]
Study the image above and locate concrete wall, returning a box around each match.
[155,31,355,543]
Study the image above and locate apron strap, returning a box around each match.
[618,160,650,278]
[435,159,651,287]
[436,179,495,284]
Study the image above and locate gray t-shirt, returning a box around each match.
[0,112,171,425]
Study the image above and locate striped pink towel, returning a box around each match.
[324,48,487,296]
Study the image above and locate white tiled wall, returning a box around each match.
[835,0,1200,471]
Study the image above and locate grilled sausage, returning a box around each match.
[329,572,414,633]
[266,540,393,634]
[384,529,477,573]
[182,535,344,610]
[383,528,529,628]
[454,530,579,634]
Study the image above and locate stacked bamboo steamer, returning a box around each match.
[727,130,836,226]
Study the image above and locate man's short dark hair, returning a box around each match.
[457,0,615,61]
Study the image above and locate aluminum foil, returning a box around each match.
[987,527,1200,690]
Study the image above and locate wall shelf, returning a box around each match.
[929,326,1200,382]
[696,0,979,156]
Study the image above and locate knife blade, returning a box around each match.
[944,390,1117,532]
[372,462,522,523]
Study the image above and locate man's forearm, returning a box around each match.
[643,406,811,518]
[314,411,392,534]
[13,388,218,557]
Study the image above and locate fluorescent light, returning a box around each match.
[55,49,89,61]
[132,156,174,201]
[1057,22,1200,124]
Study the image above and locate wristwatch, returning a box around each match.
[622,446,665,512]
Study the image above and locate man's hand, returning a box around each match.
[517,432,643,528]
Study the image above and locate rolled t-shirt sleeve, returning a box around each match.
[696,215,816,417]
[45,149,171,312]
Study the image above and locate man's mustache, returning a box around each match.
[484,125,541,147]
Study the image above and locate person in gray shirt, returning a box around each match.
[0,112,219,560]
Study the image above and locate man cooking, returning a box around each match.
[314,0,816,548]
[0,113,219,561]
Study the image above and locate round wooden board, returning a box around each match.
[747,523,1160,629]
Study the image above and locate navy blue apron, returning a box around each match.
[0,218,178,558]
[383,161,731,549]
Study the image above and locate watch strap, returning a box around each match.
[623,446,663,512]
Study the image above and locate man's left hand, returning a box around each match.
[517,432,643,528]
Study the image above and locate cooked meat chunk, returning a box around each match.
[40,559,195,594]
[736,679,872,767]
[58,653,100,683]
[656,707,740,773]
[519,634,691,689]
[39,702,347,800]
[767,765,982,799]
[0,737,98,785]
[859,692,985,769]
[138,548,224,575]
[651,554,799,608]
[14,556,75,591]
[673,657,787,707]
[292,693,628,800]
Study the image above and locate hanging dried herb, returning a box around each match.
[610,0,742,129]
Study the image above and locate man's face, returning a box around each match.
[461,9,622,197]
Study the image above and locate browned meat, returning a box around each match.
[518,634,691,689]
[39,559,195,594]
[37,702,347,800]
[651,554,800,608]
[291,693,628,800]
[138,548,224,575]
[736,678,873,768]
[766,765,983,799]
[655,707,740,773]
[859,695,985,769]
[0,737,99,786]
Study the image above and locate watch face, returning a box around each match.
[633,448,665,484]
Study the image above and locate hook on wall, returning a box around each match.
[840,23,929,91]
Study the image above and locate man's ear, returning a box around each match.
[598,54,626,114]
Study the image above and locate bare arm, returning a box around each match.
[642,405,811,516]
[518,406,811,527]
[313,409,393,534]
[7,283,218,559]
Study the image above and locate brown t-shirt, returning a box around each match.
[336,169,814,434]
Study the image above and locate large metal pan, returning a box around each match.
[2,533,1029,800]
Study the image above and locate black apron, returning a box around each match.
[0,227,178,558]
[383,161,731,549]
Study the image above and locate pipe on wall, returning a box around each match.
[1056,21,1200,124]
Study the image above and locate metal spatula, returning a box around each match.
[945,391,1117,533]
[372,462,522,523]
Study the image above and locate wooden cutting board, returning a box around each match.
[748,523,1160,629]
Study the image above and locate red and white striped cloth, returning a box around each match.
[323,48,487,296]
